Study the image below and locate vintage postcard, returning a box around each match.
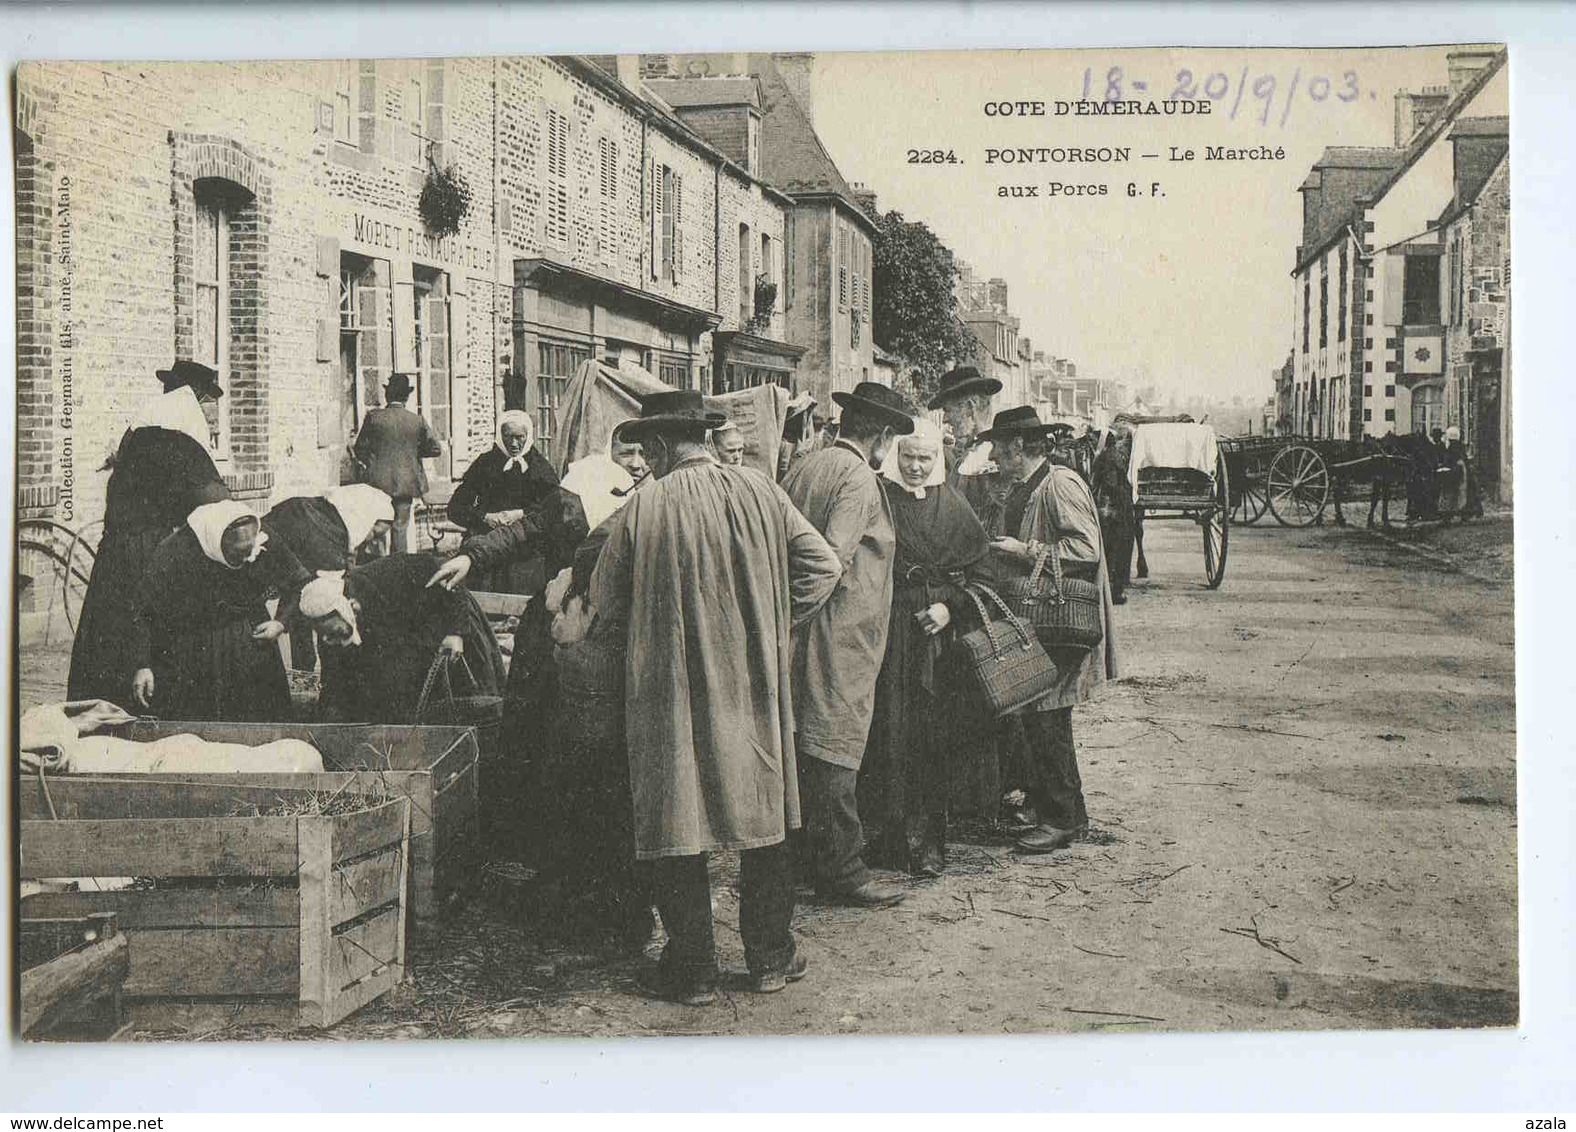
[13,44,1513,1042]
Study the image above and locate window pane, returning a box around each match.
[196,202,219,284]
[195,282,218,367]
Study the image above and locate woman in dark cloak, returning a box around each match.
[68,362,230,707]
[863,420,991,877]
[260,484,394,673]
[446,410,566,596]
[129,500,291,723]
[301,554,504,725]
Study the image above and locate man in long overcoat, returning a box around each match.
[983,411,1121,854]
[588,390,842,1005]
[352,372,443,552]
[781,381,915,908]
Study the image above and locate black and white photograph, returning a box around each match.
[12,40,1521,1049]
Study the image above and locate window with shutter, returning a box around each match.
[651,161,663,280]
[1338,242,1348,343]
[598,137,618,266]
[837,223,848,311]
[660,165,676,281]
[674,171,685,279]
[545,107,570,249]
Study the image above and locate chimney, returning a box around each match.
[772,53,816,124]
[616,55,643,91]
[1447,49,1500,100]
[849,181,878,216]
[1393,86,1449,146]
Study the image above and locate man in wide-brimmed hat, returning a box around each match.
[352,372,443,553]
[582,389,842,1005]
[984,403,1119,855]
[781,381,916,908]
[929,364,1001,472]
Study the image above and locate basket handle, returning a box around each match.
[414,649,453,720]
[968,583,1036,653]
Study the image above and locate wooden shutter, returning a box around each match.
[672,170,683,280]
[449,290,468,379]
[1381,253,1405,327]
[393,281,417,374]
[651,160,663,280]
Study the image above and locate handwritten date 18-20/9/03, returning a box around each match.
[1082,65,1369,127]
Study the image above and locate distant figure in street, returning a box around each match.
[587,389,842,1005]
[447,410,566,595]
[129,500,291,723]
[352,372,443,553]
[68,359,231,708]
[709,419,747,466]
[782,381,916,909]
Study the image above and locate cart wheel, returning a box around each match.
[1204,452,1229,588]
[1233,476,1269,525]
[17,518,97,636]
[1266,444,1329,527]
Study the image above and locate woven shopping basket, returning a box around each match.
[957,583,1059,716]
[998,540,1103,650]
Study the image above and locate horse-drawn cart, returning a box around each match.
[1128,420,1231,589]
[1220,435,1413,528]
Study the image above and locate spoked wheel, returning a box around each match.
[1267,444,1330,527]
[16,518,97,639]
[1233,474,1269,525]
[1203,452,1229,588]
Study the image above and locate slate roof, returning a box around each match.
[645,77,760,111]
[749,57,874,229]
[1292,50,1507,274]
[1450,115,1509,138]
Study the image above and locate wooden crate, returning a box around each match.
[19,777,409,1031]
[20,912,129,1040]
[105,721,479,927]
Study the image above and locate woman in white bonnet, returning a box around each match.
[864,419,993,877]
[128,499,291,722]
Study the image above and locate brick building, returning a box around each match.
[1287,49,1507,454]
[1437,119,1510,501]
[14,54,830,537]
[644,53,879,409]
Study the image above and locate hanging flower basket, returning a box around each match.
[419,162,472,239]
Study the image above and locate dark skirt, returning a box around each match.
[67,525,169,707]
[150,607,292,723]
[863,582,994,870]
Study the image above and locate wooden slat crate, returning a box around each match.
[20,912,129,1040]
[103,721,479,927]
[19,777,409,1031]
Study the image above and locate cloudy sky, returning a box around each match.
[810,45,1489,403]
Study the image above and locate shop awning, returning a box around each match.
[514,258,722,336]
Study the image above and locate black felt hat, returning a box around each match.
[385,373,415,401]
[614,389,729,441]
[831,382,916,434]
[155,359,224,399]
[928,365,1002,410]
[977,405,1054,442]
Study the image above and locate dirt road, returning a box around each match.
[25,516,1509,1040]
[292,516,1514,1040]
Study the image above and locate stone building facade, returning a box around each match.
[1287,50,1507,450]
[14,54,816,537]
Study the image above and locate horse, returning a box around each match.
[1325,436,1408,529]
